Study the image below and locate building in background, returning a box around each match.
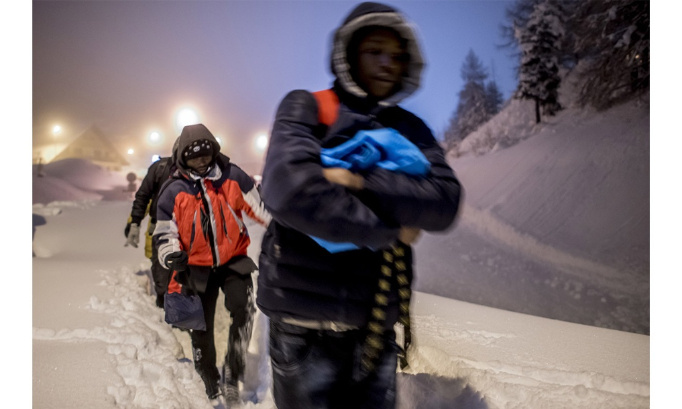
[49,125,129,171]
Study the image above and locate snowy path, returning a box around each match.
[32,200,649,408]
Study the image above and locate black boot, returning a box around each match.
[206,381,222,400]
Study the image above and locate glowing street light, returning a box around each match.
[127,148,135,155]
[149,131,161,143]
[254,133,268,154]
[175,108,199,132]
[52,125,62,137]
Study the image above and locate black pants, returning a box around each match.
[190,265,255,394]
[269,321,398,409]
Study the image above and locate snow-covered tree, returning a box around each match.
[572,0,649,110]
[514,0,564,123]
[444,50,490,151]
[485,80,504,116]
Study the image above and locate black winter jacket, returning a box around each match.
[130,157,174,225]
[257,2,461,330]
[258,85,461,328]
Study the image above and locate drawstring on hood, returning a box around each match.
[330,1,425,106]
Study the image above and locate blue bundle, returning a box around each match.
[312,128,430,253]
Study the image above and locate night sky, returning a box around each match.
[30,0,517,173]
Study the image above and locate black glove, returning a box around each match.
[165,251,188,272]
[175,270,189,287]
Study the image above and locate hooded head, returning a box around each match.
[330,2,425,106]
[173,124,221,176]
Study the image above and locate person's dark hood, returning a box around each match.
[330,1,425,106]
[172,123,222,175]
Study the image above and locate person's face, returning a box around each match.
[354,28,408,99]
[186,155,213,175]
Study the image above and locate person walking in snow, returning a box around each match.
[154,123,271,404]
[124,153,175,308]
[257,2,461,408]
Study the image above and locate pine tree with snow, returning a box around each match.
[514,0,564,123]
[444,50,490,152]
[485,80,504,116]
[572,0,649,110]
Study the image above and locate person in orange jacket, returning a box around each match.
[154,123,271,404]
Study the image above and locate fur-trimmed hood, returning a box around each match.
[330,1,425,106]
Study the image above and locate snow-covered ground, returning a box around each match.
[31,198,649,409]
[29,76,651,407]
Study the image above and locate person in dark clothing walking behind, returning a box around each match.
[125,154,174,308]
[154,123,271,405]
[257,2,462,409]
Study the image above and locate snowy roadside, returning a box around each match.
[32,200,649,408]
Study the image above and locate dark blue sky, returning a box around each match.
[31,0,517,172]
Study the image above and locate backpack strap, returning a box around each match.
[312,89,340,127]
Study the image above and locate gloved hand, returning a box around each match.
[165,251,188,272]
[174,270,189,287]
[124,223,140,248]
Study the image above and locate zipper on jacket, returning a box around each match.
[189,209,197,252]
[218,203,233,244]
[198,180,220,267]
[226,203,245,234]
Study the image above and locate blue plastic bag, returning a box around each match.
[313,128,431,253]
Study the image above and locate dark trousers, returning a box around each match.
[190,266,255,394]
[269,320,398,409]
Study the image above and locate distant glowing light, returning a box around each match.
[127,148,135,155]
[52,125,62,136]
[176,108,199,130]
[149,131,161,143]
[254,134,269,153]
[151,154,161,163]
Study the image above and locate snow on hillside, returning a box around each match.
[414,75,649,335]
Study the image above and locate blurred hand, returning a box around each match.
[124,223,140,248]
[398,227,421,245]
[323,168,364,190]
[165,251,188,272]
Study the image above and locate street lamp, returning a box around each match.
[254,133,268,154]
[175,107,199,132]
[149,131,161,144]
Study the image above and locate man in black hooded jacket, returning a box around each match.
[257,2,462,408]
[124,155,174,308]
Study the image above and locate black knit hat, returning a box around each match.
[182,139,214,161]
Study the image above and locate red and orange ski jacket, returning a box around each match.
[154,127,270,290]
